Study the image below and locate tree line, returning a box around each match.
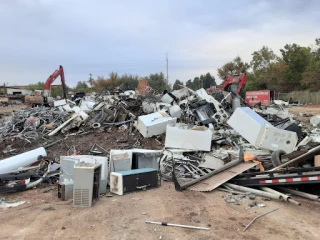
[217,38,320,92]
[27,37,319,97]
[27,71,217,97]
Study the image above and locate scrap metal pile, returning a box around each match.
[1,85,320,209]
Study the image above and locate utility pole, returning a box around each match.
[89,73,93,93]
[166,53,169,88]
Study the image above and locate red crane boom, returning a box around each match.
[43,65,67,99]
[221,73,247,95]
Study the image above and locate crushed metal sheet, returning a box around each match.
[188,162,258,192]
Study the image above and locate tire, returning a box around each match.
[271,150,286,167]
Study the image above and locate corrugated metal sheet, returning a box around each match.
[188,162,258,192]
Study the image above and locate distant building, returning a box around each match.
[6,85,30,90]
[6,88,32,95]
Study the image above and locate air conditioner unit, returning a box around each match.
[110,168,159,195]
[60,155,108,195]
[58,180,73,201]
[73,162,101,208]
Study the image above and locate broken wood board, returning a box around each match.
[188,162,258,192]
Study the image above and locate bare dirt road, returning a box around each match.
[0,182,319,240]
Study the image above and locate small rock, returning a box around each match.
[142,212,147,215]
[62,227,66,230]
[159,236,163,240]
[248,202,255,208]
[207,224,211,227]
[248,193,256,200]
[105,193,113,197]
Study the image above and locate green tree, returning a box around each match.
[217,56,249,79]
[302,38,320,90]
[200,72,217,89]
[251,46,278,72]
[280,43,312,90]
[172,79,184,90]
[192,77,201,90]
[118,74,139,91]
[74,81,90,93]
[250,46,285,90]
[51,85,70,97]
[27,82,45,91]
[185,79,193,89]
[146,72,167,91]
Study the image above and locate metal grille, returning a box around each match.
[73,189,90,207]
[188,162,258,192]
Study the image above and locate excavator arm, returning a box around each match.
[43,65,67,99]
[222,73,247,95]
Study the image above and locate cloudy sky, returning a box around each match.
[0,0,319,87]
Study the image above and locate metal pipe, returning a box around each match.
[243,208,279,232]
[0,147,47,175]
[260,187,301,205]
[218,188,247,195]
[225,183,281,200]
[146,221,210,231]
[48,114,78,136]
[26,163,51,189]
[271,145,320,170]
[277,187,320,201]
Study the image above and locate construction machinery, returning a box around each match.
[25,65,67,106]
[43,65,67,99]
[207,73,247,112]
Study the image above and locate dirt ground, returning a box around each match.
[290,106,320,127]
[0,105,29,115]
[1,105,320,239]
[0,183,319,240]
[289,106,320,116]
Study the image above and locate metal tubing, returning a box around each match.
[26,163,51,189]
[218,188,247,195]
[146,221,210,230]
[277,187,320,201]
[260,187,301,205]
[225,183,281,200]
[48,114,78,136]
[243,208,279,232]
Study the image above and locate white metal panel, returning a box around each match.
[110,150,133,172]
[258,126,298,154]
[227,107,272,145]
[53,99,67,107]
[165,123,213,151]
[161,93,174,104]
[137,111,177,138]
[110,172,123,195]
